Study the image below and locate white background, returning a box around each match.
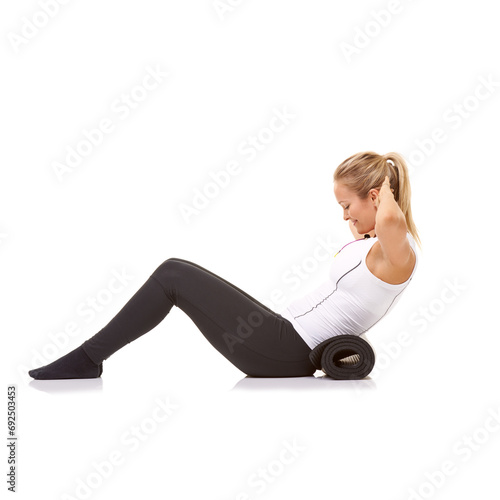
[2,1,500,498]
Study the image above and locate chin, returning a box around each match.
[356,225,373,236]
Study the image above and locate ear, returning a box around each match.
[368,188,380,204]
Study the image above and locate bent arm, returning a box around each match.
[375,180,412,267]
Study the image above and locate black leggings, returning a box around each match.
[81,258,316,377]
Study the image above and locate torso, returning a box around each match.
[365,240,416,285]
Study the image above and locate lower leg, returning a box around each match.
[29,269,174,379]
[81,275,173,364]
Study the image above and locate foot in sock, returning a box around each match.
[28,345,103,380]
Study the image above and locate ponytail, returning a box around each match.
[383,152,421,249]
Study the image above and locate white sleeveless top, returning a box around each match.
[278,233,418,349]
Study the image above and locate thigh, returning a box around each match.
[166,257,277,314]
[150,258,315,377]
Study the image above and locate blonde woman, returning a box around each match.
[29,151,420,380]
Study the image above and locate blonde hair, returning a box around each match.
[333,151,421,249]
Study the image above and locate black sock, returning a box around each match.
[28,345,103,380]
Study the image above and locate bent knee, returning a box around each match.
[150,258,186,283]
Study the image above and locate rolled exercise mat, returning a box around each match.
[308,333,375,380]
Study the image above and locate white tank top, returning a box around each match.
[279,233,418,349]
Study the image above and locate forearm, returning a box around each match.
[375,185,406,235]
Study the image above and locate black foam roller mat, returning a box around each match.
[309,333,375,380]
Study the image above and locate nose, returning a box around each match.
[343,209,350,221]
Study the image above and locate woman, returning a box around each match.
[29,151,420,380]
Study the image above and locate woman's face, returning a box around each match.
[333,182,378,235]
